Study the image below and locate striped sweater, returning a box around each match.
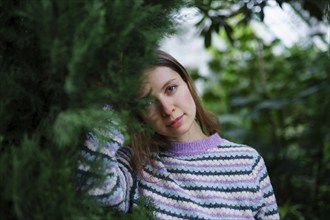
[79,131,279,220]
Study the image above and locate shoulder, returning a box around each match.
[215,137,265,171]
[217,137,261,157]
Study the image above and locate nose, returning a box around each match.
[158,97,175,117]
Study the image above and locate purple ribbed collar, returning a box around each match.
[167,133,222,156]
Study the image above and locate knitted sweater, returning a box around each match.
[79,131,279,220]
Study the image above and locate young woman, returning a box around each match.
[79,50,280,219]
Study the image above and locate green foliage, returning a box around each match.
[193,0,329,47]
[111,197,156,220]
[202,25,330,219]
[0,0,184,219]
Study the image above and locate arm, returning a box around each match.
[78,128,136,212]
[252,154,280,220]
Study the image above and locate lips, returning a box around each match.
[167,115,184,128]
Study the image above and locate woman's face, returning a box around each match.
[140,66,203,142]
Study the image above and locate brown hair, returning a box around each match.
[129,50,220,172]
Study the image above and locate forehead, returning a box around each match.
[142,66,181,90]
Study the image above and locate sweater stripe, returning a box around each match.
[159,154,254,161]
[153,200,256,220]
[140,180,262,202]
[140,181,261,210]
[161,161,254,169]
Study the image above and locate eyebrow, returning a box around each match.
[161,78,177,91]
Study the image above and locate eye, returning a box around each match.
[166,85,178,94]
[146,99,156,106]
[141,97,156,110]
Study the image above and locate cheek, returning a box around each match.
[141,108,159,125]
[181,89,196,109]
[142,115,162,133]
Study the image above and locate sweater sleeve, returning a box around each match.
[78,129,136,212]
[252,153,280,220]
